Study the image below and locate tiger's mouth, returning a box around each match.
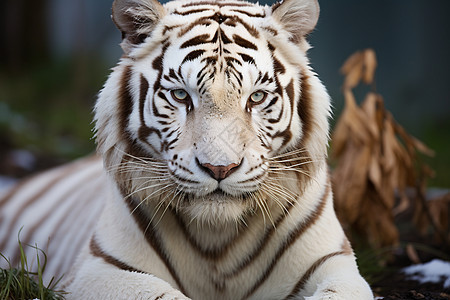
[177,186,258,224]
[182,187,253,202]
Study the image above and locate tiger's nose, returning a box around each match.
[197,159,241,181]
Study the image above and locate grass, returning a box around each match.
[0,232,66,300]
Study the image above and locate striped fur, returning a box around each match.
[0,156,105,283]
[1,0,373,299]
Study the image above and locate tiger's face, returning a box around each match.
[95,0,330,224]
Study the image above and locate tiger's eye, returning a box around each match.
[249,91,266,104]
[171,89,189,102]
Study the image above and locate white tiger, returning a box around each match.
[0,0,373,299]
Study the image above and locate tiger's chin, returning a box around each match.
[177,189,255,226]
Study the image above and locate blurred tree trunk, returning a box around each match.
[0,0,50,73]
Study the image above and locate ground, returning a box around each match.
[374,270,450,299]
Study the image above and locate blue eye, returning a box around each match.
[249,91,266,104]
[171,89,189,102]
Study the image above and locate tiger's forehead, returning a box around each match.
[164,0,267,20]
[153,0,277,105]
[163,0,269,45]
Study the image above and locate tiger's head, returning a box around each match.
[95,0,331,225]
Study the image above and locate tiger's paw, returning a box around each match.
[305,279,373,300]
[138,289,190,300]
[304,289,341,300]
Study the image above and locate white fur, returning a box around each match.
[0,0,373,299]
[68,0,373,298]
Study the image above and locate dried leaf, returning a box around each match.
[361,93,382,140]
[393,191,410,216]
[368,154,382,191]
[363,49,377,84]
[341,51,364,90]
[406,243,421,264]
[340,50,363,76]
[331,49,435,248]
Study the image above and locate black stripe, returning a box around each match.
[181,1,216,7]
[298,72,313,147]
[0,159,96,254]
[285,246,350,299]
[268,96,284,124]
[118,66,133,141]
[177,17,213,37]
[238,53,255,64]
[171,212,241,260]
[174,8,210,16]
[158,120,174,127]
[286,79,295,109]
[124,195,188,296]
[263,96,279,111]
[20,169,101,258]
[90,237,145,274]
[262,26,278,36]
[201,55,218,66]
[139,126,161,140]
[152,43,170,92]
[152,95,170,119]
[220,30,233,44]
[182,49,206,64]
[171,191,294,267]
[169,170,200,184]
[168,68,179,81]
[196,70,207,86]
[157,91,175,109]
[242,184,330,299]
[139,74,150,126]
[273,57,286,74]
[166,128,178,139]
[257,72,271,85]
[225,56,242,66]
[210,30,219,44]
[182,1,253,8]
[224,16,260,38]
[180,34,210,48]
[230,9,265,18]
[233,34,257,50]
[161,136,179,152]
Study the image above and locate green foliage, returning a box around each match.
[422,119,450,188]
[0,232,66,300]
[354,245,394,285]
[0,56,111,161]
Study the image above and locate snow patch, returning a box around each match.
[402,259,450,288]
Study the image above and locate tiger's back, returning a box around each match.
[1,0,373,299]
[0,156,105,282]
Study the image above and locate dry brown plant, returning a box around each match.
[331,49,439,248]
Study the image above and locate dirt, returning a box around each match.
[373,270,450,299]
[369,235,449,299]
[383,291,450,300]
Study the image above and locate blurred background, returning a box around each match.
[0,0,449,187]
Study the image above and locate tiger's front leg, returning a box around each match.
[299,255,373,300]
[65,254,190,300]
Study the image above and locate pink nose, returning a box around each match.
[199,161,241,181]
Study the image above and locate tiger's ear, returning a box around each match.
[272,0,319,42]
[112,0,165,52]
